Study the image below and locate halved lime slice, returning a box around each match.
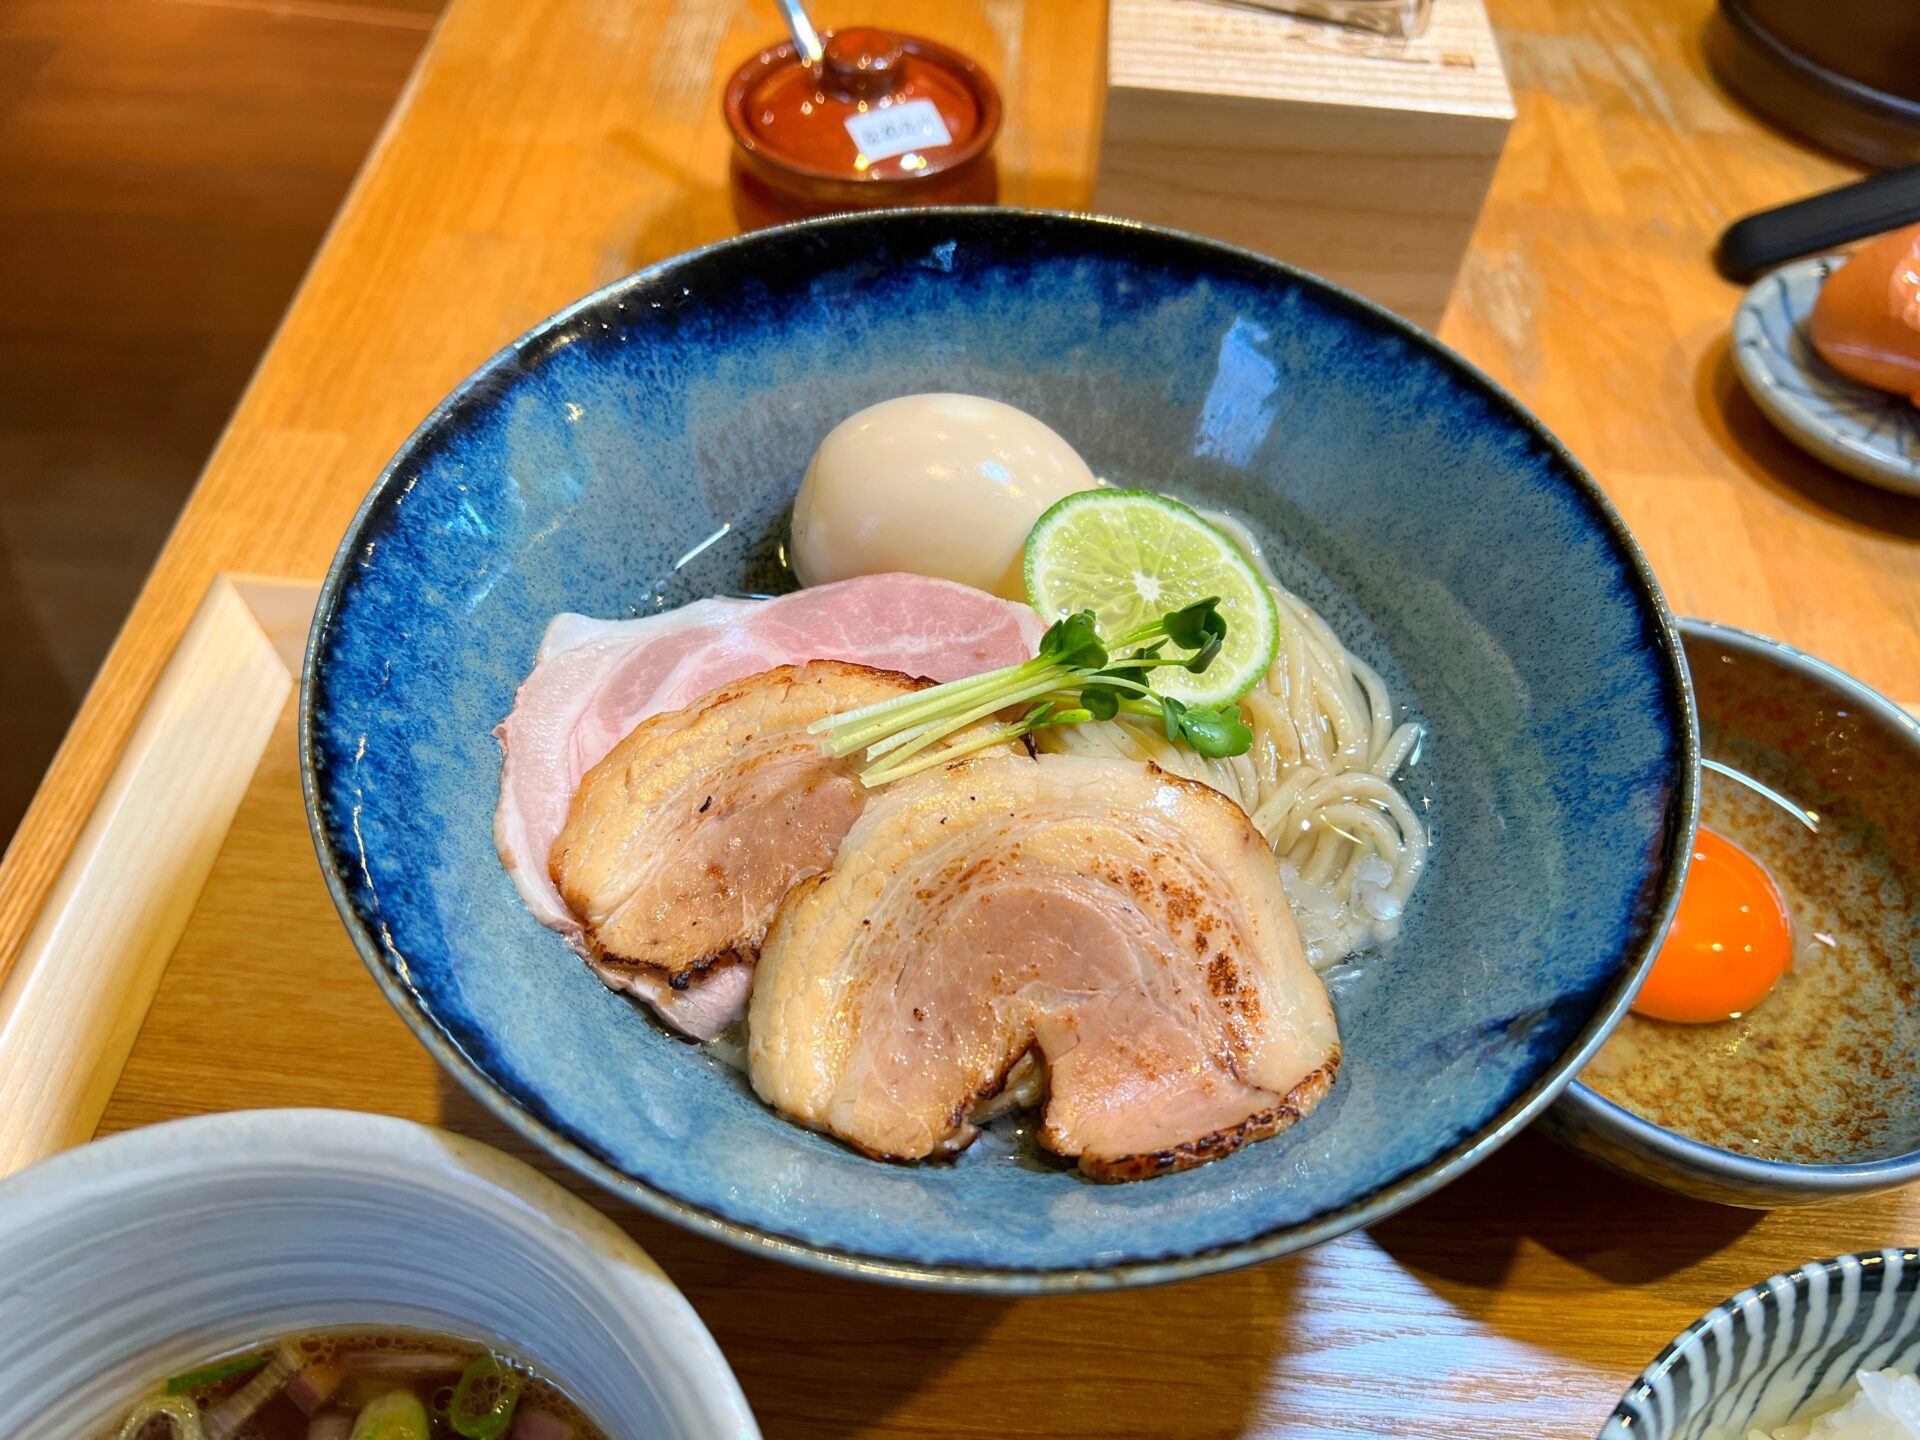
[1023,489,1279,705]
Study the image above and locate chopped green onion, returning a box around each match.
[116,1396,205,1440]
[165,1352,269,1395]
[449,1355,523,1440]
[348,1389,430,1440]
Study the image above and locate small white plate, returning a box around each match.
[1732,255,1920,498]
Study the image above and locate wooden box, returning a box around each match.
[1093,0,1515,331]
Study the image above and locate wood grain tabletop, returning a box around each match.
[6,0,1920,1435]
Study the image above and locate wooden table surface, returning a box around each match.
[6,0,1920,1435]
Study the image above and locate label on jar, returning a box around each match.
[844,99,953,163]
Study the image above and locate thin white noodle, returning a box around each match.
[1038,509,1430,968]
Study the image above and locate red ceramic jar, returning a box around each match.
[722,27,1002,231]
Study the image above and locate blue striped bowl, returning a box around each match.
[1731,256,1920,497]
[1602,1249,1920,1438]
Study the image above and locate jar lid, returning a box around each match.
[723,28,1002,185]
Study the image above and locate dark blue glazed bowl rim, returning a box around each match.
[299,207,1699,1292]
[1602,1248,1920,1435]
[1559,617,1920,1198]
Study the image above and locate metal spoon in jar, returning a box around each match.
[776,0,825,64]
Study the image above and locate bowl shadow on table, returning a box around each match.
[1368,1130,1761,1334]
[429,1070,1302,1440]
[1697,334,1920,538]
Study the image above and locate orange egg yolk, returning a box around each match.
[1633,827,1793,1024]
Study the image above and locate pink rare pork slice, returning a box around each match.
[494,573,1047,1039]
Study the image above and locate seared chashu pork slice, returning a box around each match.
[497,575,1045,935]
[749,751,1340,1180]
[550,660,926,992]
[495,575,1044,1040]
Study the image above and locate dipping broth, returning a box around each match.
[1584,691,1920,1164]
[105,1328,604,1440]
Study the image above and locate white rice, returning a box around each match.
[1752,1369,1920,1440]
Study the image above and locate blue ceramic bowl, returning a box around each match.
[302,210,1696,1290]
[1548,619,1920,1208]
[1602,1250,1920,1438]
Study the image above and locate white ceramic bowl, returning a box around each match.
[0,1109,759,1439]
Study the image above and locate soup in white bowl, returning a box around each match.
[0,1109,757,1440]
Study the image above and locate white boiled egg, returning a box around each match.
[791,393,1098,600]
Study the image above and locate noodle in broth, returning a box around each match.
[1040,510,1429,967]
